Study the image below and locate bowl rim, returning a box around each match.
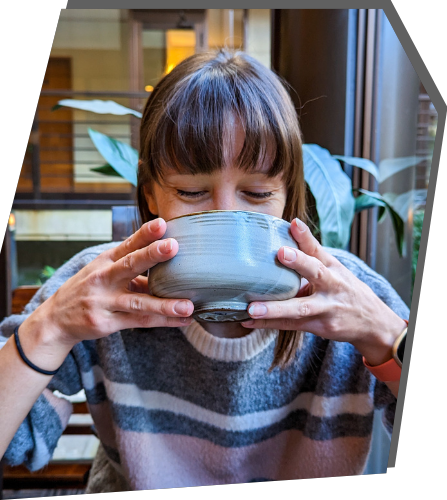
[167,209,291,223]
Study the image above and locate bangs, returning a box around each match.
[145,53,298,183]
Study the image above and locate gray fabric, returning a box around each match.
[4,393,63,469]
[110,403,375,444]
[0,242,410,490]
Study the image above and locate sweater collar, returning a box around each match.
[179,320,277,362]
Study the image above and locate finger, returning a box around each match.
[110,218,167,262]
[246,296,327,323]
[243,295,336,336]
[113,292,194,318]
[290,218,334,267]
[297,278,313,298]
[241,318,299,330]
[277,246,335,288]
[112,311,194,331]
[241,317,324,333]
[108,237,179,283]
[128,275,149,294]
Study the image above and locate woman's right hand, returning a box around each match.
[2,220,191,458]
[19,218,194,360]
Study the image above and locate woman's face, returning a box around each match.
[144,123,287,221]
[144,166,287,221]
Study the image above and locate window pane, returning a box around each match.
[373,13,436,307]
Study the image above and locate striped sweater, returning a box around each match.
[0,243,409,490]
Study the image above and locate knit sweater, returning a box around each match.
[0,243,409,490]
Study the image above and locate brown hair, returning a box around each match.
[138,50,306,369]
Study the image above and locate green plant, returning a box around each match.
[39,265,56,284]
[17,266,56,287]
[56,99,425,256]
[412,209,425,297]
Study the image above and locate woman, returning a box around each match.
[0,50,409,490]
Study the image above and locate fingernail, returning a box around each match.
[248,304,267,317]
[283,247,297,262]
[241,320,255,327]
[174,300,191,315]
[178,317,192,324]
[294,218,306,231]
[160,239,173,254]
[150,218,161,232]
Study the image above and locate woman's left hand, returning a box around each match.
[242,218,407,366]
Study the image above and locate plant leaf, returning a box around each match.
[333,155,379,180]
[54,99,143,118]
[354,193,388,221]
[354,193,386,213]
[302,144,355,249]
[41,265,56,278]
[379,156,431,184]
[88,128,138,186]
[90,164,123,178]
[385,189,427,222]
[357,189,405,257]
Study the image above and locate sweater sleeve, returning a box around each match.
[0,242,118,471]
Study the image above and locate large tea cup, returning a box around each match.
[148,210,301,322]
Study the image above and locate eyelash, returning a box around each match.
[247,191,274,199]
[176,190,206,198]
[176,190,274,199]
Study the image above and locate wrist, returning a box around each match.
[18,309,75,373]
[352,313,407,367]
[362,320,407,384]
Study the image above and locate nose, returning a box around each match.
[211,188,239,211]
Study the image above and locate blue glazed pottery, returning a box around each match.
[148,210,301,322]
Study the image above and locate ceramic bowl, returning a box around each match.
[148,210,301,322]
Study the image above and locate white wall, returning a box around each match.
[52,9,122,51]
[246,9,271,68]
[15,210,112,241]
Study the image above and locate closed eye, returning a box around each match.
[176,189,274,199]
[176,189,207,198]
[244,191,274,199]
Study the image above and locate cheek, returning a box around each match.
[269,200,288,218]
[154,195,204,221]
[144,184,171,217]
[144,189,158,216]
[275,188,288,217]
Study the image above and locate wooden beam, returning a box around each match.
[3,463,91,490]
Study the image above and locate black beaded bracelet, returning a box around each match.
[14,326,59,376]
